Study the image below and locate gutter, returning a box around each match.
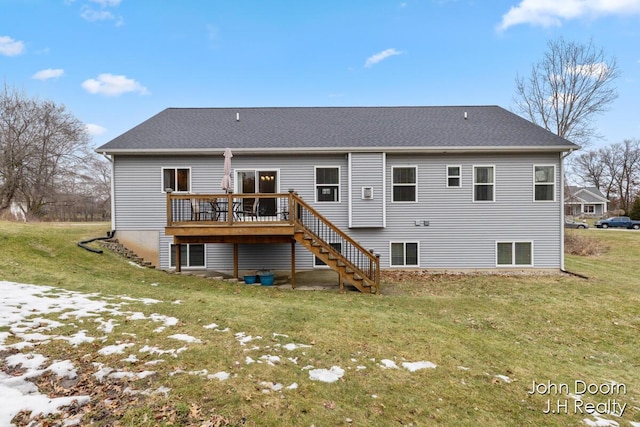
[97,145,580,156]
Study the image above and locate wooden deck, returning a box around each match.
[165,191,380,293]
[165,192,298,243]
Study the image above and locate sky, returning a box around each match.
[1,0,639,151]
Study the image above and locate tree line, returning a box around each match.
[572,139,640,217]
[0,85,110,221]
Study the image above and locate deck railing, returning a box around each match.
[166,191,292,226]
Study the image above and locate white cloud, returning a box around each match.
[0,36,25,56]
[498,0,640,31]
[32,68,64,81]
[81,6,114,22]
[81,73,149,96]
[85,123,107,136]
[80,0,123,24]
[364,48,403,68]
[90,0,121,6]
[567,62,610,79]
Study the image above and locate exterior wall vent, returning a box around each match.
[362,186,374,200]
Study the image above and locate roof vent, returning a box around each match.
[464,111,468,120]
[236,112,240,122]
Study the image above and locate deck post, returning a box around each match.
[369,249,374,280]
[165,188,173,226]
[175,242,182,273]
[233,243,238,278]
[375,253,381,294]
[288,190,295,224]
[227,192,233,226]
[291,240,296,289]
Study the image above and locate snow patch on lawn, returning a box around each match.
[168,334,202,343]
[402,361,437,372]
[309,366,345,383]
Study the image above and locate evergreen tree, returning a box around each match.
[629,196,640,220]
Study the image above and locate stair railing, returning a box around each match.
[290,192,380,293]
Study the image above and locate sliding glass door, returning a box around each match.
[237,170,278,216]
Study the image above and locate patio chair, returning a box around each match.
[240,198,259,220]
[190,198,201,221]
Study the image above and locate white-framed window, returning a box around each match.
[162,167,191,193]
[315,167,340,202]
[447,165,461,188]
[496,241,532,267]
[534,165,555,201]
[170,243,205,268]
[390,242,419,267]
[473,165,494,202]
[584,205,595,214]
[392,166,417,202]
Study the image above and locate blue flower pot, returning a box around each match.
[259,273,274,286]
[243,275,257,284]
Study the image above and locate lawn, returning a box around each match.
[0,221,638,426]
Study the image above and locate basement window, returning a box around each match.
[170,244,205,268]
[496,241,532,267]
[390,242,419,267]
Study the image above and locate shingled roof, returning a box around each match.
[97,106,579,154]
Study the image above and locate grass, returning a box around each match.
[1,222,639,426]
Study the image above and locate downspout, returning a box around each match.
[348,153,353,228]
[559,149,574,271]
[101,152,116,231]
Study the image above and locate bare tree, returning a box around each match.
[574,139,640,213]
[514,38,620,147]
[0,85,90,218]
[573,150,607,191]
[610,139,640,213]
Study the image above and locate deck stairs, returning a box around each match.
[290,194,379,294]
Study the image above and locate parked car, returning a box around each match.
[565,218,589,229]
[595,216,640,230]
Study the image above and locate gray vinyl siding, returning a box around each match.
[115,154,350,270]
[347,152,562,269]
[114,151,563,271]
[349,153,385,228]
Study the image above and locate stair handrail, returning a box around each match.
[290,192,380,293]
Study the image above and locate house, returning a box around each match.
[96,106,579,292]
[564,186,609,217]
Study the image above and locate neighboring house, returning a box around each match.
[97,106,579,291]
[565,186,609,217]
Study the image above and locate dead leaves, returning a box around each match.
[8,359,233,427]
[323,400,337,410]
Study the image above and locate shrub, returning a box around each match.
[565,231,609,256]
